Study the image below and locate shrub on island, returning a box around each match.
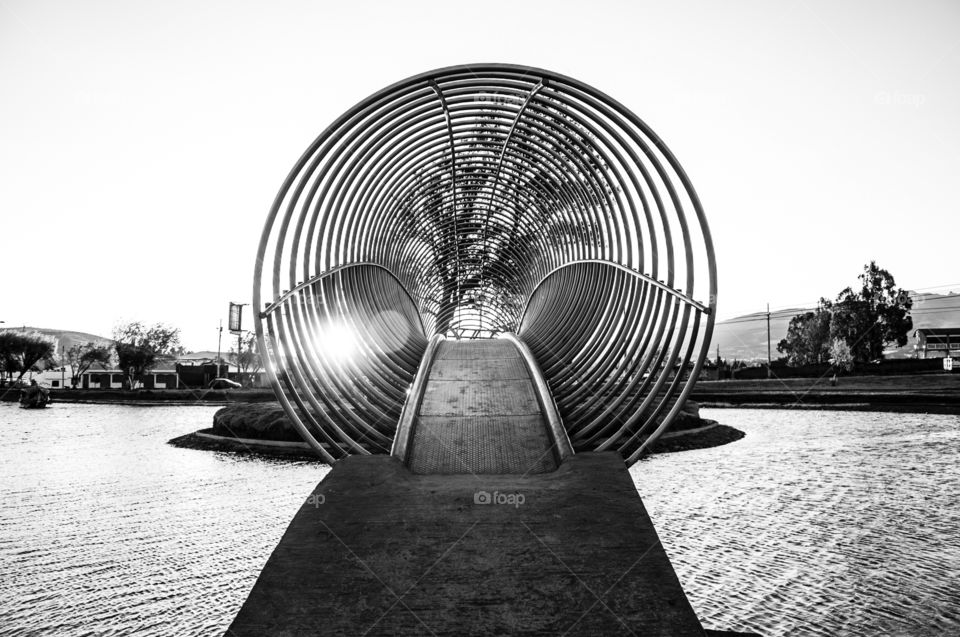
[211,403,302,442]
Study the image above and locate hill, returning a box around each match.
[0,328,227,370]
[0,326,113,358]
[712,292,960,362]
[710,309,804,362]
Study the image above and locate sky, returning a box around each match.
[2,0,958,351]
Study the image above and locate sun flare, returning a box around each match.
[319,322,357,362]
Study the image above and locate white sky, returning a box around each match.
[2,0,958,350]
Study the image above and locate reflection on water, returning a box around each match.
[0,403,327,636]
[633,408,960,637]
[2,404,958,636]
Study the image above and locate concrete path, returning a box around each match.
[227,452,706,636]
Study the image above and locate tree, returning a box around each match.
[830,261,912,363]
[230,333,263,387]
[777,262,913,367]
[66,342,113,387]
[0,331,58,381]
[112,322,184,389]
[777,302,832,366]
[396,94,614,336]
[829,338,854,372]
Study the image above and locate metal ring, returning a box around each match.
[253,64,716,465]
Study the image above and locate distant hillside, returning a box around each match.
[0,329,225,368]
[710,309,804,362]
[712,292,960,362]
[0,326,113,358]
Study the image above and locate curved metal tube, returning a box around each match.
[254,64,716,466]
[390,333,444,463]
[500,332,573,463]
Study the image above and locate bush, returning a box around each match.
[211,403,301,441]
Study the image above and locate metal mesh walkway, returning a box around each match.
[407,340,557,475]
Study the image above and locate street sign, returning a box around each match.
[229,302,243,332]
[944,357,954,372]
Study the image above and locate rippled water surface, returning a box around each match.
[0,402,327,636]
[632,408,960,637]
[2,404,958,636]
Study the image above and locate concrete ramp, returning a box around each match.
[227,452,706,636]
[407,340,557,475]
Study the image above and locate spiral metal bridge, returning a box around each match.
[253,63,716,467]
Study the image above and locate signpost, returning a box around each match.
[229,302,243,332]
[229,302,249,385]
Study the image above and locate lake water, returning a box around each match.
[0,403,328,636]
[634,408,960,636]
[1,403,957,636]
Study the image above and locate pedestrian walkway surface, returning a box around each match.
[227,452,706,636]
[408,340,557,475]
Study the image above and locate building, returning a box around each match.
[81,366,179,389]
[914,328,960,359]
[17,365,178,389]
[79,356,179,389]
[27,354,265,389]
[32,366,73,389]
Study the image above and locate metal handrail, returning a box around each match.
[500,332,574,463]
[390,333,444,463]
[260,261,427,336]
[519,259,710,330]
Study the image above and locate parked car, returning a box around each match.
[208,378,242,389]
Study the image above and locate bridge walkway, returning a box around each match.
[227,337,708,636]
[407,339,557,475]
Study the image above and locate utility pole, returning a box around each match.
[766,302,772,379]
[216,320,223,376]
